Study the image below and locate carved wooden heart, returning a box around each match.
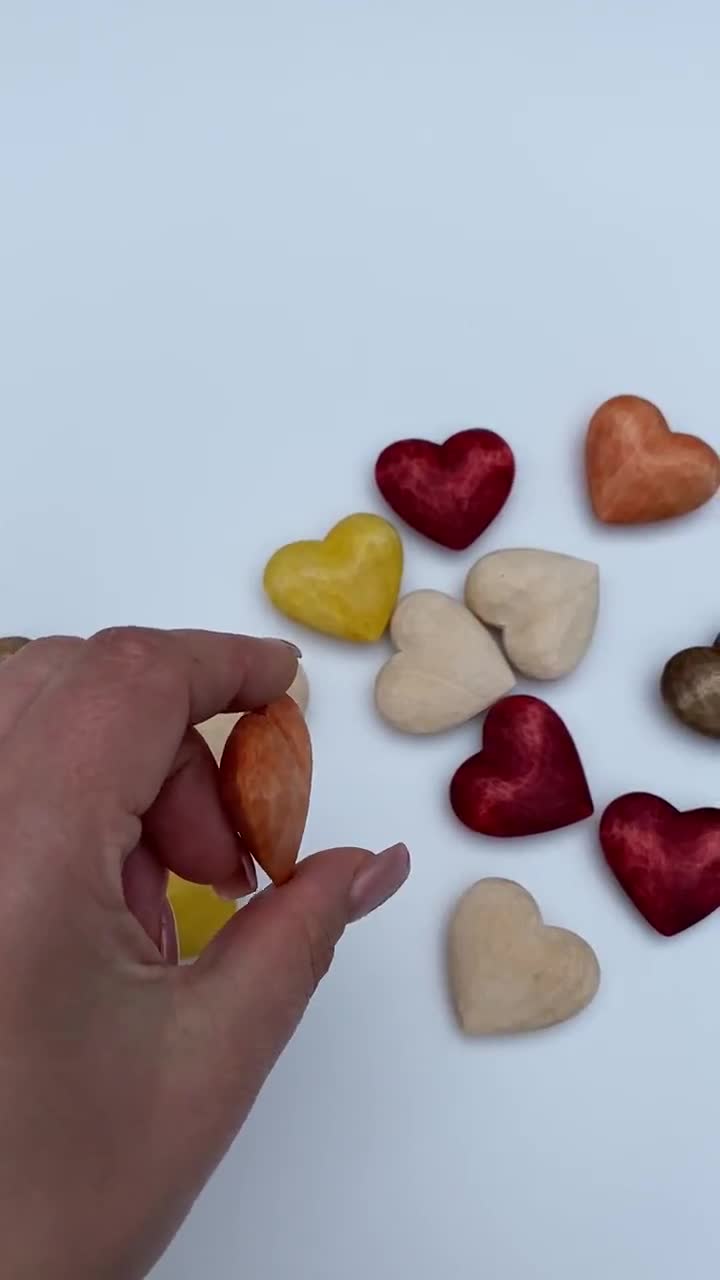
[374,590,515,734]
[465,548,599,679]
[448,878,600,1034]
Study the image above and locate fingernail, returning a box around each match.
[349,843,411,923]
[160,900,179,964]
[263,637,302,658]
[214,847,258,900]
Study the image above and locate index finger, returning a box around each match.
[10,627,300,824]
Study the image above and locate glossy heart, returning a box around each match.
[465,548,599,679]
[374,590,515,734]
[219,694,313,885]
[264,513,403,642]
[450,695,593,837]
[661,638,720,738]
[375,428,514,550]
[586,395,720,524]
[600,792,720,936]
[448,878,600,1034]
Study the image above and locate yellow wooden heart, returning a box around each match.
[167,875,236,960]
[264,513,403,642]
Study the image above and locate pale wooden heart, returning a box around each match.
[465,548,599,679]
[448,879,600,1034]
[374,589,515,734]
[198,665,309,763]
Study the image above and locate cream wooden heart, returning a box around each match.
[448,879,600,1034]
[198,664,309,763]
[465,548,599,679]
[374,589,515,734]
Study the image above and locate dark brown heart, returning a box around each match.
[661,636,720,738]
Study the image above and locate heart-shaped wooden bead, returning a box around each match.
[465,548,599,679]
[450,695,594,837]
[374,590,515,734]
[375,428,515,550]
[600,793,720,935]
[198,664,309,763]
[264,513,403,642]
[660,637,720,738]
[219,694,312,885]
[448,878,600,1034]
[586,395,720,523]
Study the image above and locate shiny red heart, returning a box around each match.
[375,429,514,551]
[600,793,720,936]
[450,695,593,837]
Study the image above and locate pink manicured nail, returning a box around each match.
[160,900,179,965]
[214,847,258,900]
[349,843,411,922]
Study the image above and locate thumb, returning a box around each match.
[184,843,410,1113]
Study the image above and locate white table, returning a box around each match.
[3,3,720,1277]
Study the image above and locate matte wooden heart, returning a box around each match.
[465,548,599,679]
[600,792,720,936]
[264,513,403,642]
[660,637,720,739]
[448,878,600,1034]
[219,694,312,885]
[450,695,593,837]
[374,590,515,734]
[586,394,720,524]
[375,428,514,550]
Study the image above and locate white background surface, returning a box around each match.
[3,2,720,1277]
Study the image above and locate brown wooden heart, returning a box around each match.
[661,637,720,738]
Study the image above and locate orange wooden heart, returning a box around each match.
[586,395,720,524]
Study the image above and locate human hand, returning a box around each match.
[0,628,410,1279]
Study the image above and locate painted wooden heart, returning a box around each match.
[374,590,515,734]
[600,792,720,935]
[660,637,720,738]
[465,548,599,679]
[263,513,403,642]
[375,428,514,550]
[450,695,593,837]
[586,394,720,523]
[219,694,313,886]
[448,878,600,1034]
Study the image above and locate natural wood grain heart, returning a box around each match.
[465,548,599,679]
[586,394,720,524]
[375,428,515,550]
[219,694,312,885]
[661,637,720,739]
[448,878,600,1034]
[374,590,515,734]
[450,695,594,837]
[600,792,720,935]
[263,513,403,642]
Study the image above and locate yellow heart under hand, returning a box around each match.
[263,513,403,642]
[167,874,236,960]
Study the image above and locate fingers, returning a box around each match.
[9,627,299,835]
[142,729,257,892]
[184,844,410,1118]
[0,636,82,739]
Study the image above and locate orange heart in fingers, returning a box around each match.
[586,395,720,524]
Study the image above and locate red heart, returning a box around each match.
[375,429,514,551]
[450,695,593,837]
[600,793,720,936]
